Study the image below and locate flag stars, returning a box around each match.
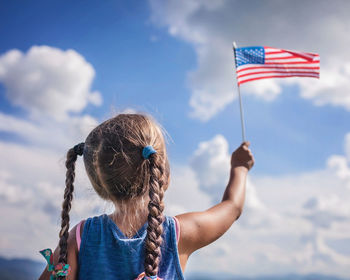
[235,46,265,66]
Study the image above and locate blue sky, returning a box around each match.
[1,0,350,278]
[2,0,348,174]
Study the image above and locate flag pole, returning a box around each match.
[232,42,246,142]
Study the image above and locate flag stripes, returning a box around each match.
[234,46,320,85]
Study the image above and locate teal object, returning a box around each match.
[39,249,55,280]
[142,145,157,159]
[39,249,71,279]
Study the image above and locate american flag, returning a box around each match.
[234,46,320,85]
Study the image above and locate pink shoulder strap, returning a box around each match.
[76,220,83,251]
[173,216,180,244]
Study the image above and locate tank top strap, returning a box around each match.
[172,216,180,244]
[76,220,84,251]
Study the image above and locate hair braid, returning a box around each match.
[58,147,79,267]
[144,153,166,277]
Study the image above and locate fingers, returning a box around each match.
[231,141,255,170]
[240,141,251,153]
[240,141,250,148]
[241,141,254,163]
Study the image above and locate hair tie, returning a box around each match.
[73,142,85,156]
[142,145,157,159]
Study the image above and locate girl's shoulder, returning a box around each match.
[79,214,110,234]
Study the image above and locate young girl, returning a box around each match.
[39,113,254,280]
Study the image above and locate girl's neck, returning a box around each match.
[110,196,149,238]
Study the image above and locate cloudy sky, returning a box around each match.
[1,0,350,278]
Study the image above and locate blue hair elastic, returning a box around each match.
[142,145,157,159]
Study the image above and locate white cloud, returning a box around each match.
[303,194,350,228]
[0,45,108,259]
[0,170,34,204]
[185,132,350,277]
[326,133,350,189]
[0,112,99,151]
[0,46,101,150]
[164,165,212,216]
[247,167,350,275]
[297,61,350,109]
[0,141,109,258]
[0,45,102,121]
[189,135,268,219]
[327,155,350,188]
[190,134,230,199]
[241,79,282,101]
[149,0,350,121]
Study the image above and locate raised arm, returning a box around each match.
[175,141,254,262]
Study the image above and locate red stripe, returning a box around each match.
[238,72,319,81]
[237,70,319,79]
[265,61,319,65]
[238,74,319,85]
[265,57,319,62]
[283,51,319,61]
[265,56,304,60]
[264,47,319,59]
[237,66,319,73]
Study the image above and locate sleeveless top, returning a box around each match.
[78,214,185,280]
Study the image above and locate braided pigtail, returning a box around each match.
[144,152,166,278]
[57,142,85,278]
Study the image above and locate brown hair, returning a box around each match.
[58,113,170,278]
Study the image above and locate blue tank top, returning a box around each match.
[78,214,185,280]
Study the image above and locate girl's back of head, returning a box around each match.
[61,113,170,278]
